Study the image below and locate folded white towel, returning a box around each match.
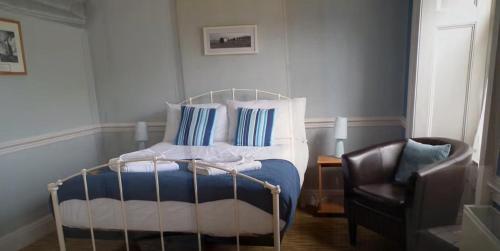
[188,156,262,176]
[109,158,179,173]
[108,149,179,173]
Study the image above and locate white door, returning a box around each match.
[407,0,495,145]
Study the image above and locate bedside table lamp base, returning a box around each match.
[335,139,344,158]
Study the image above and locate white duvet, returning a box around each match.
[59,142,308,236]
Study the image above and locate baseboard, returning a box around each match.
[299,188,344,208]
[0,215,54,251]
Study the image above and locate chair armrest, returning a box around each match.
[342,140,406,192]
[406,146,472,231]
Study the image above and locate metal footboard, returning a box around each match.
[47,158,282,251]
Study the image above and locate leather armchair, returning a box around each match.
[342,137,472,250]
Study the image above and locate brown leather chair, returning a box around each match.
[342,137,472,251]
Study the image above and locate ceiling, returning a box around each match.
[0,0,87,25]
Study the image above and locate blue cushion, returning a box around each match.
[234,108,276,146]
[394,139,451,184]
[175,106,217,146]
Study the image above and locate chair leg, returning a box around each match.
[348,214,357,246]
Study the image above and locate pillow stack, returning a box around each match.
[164,102,227,144]
[163,97,307,147]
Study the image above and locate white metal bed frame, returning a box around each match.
[48,89,292,251]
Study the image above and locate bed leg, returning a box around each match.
[271,186,281,251]
[192,160,202,251]
[48,182,66,251]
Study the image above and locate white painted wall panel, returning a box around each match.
[430,26,474,139]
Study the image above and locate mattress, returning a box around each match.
[60,199,286,236]
[58,160,300,237]
[56,143,304,237]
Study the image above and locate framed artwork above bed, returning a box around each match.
[203,25,258,55]
[0,18,27,75]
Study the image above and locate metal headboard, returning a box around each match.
[178,88,290,105]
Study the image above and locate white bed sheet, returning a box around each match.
[60,199,286,236]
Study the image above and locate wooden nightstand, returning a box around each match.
[317,155,344,215]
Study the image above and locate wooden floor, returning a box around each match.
[22,210,401,251]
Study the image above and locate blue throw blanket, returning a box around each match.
[56,159,300,229]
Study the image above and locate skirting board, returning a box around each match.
[0,214,54,251]
[299,188,344,208]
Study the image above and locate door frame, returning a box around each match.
[474,3,500,205]
[405,0,500,204]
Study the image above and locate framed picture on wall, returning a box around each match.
[203,25,258,55]
[0,18,27,75]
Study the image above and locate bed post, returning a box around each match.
[153,157,166,251]
[117,162,130,251]
[231,170,240,251]
[48,181,66,251]
[191,160,202,251]
[82,169,96,251]
[271,185,281,251]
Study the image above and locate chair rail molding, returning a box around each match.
[0,117,407,156]
[0,125,101,156]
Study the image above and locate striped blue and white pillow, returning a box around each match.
[234,108,276,147]
[175,106,217,146]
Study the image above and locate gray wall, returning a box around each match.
[174,0,409,194]
[0,0,410,239]
[0,135,103,237]
[287,0,408,117]
[88,0,409,123]
[86,0,409,194]
[86,0,183,123]
[0,10,99,142]
[0,10,102,237]
[177,0,290,96]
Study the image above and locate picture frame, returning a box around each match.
[0,18,27,75]
[203,25,258,56]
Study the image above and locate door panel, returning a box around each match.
[430,25,474,139]
[409,0,493,145]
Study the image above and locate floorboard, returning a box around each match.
[22,210,402,251]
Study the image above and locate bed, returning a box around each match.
[48,89,309,251]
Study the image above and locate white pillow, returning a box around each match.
[226,98,306,144]
[163,102,228,143]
